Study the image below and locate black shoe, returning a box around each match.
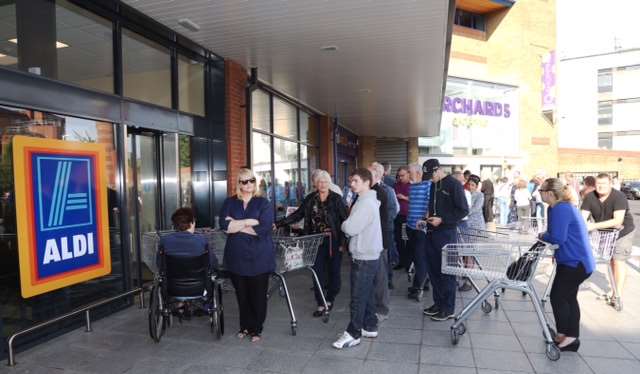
[430,311,455,321]
[423,305,440,316]
[558,338,580,352]
[393,265,404,270]
[408,290,422,302]
[388,282,395,290]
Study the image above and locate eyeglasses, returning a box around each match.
[239,178,256,185]
[538,189,550,192]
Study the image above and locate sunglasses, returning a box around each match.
[239,178,256,185]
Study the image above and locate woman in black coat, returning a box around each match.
[276,170,348,316]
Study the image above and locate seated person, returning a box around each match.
[157,207,219,272]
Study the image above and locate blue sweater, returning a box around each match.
[407,181,431,230]
[219,196,275,276]
[158,231,219,270]
[542,202,595,274]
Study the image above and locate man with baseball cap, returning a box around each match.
[421,158,469,321]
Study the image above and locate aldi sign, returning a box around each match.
[13,136,111,298]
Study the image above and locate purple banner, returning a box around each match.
[541,50,556,111]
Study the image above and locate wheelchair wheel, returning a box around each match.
[148,285,165,342]
[217,283,225,336]
[210,310,221,340]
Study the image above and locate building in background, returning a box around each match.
[420,0,557,180]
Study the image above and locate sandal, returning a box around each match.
[236,329,249,339]
[312,302,332,317]
[250,333,262,343]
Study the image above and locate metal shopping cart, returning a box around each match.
[270,233,330,335]
[496,216,547,241]
[541,229,621,311]
[456,227,512,313]
[442,240,561,361]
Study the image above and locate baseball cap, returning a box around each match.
[422,159,440,180]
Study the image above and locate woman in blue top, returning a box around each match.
[219,168,275,343]
[539,178,595,352]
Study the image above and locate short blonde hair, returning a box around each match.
[235,168,261,198]
[369,162,384,180]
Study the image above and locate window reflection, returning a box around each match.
[122,28,171,108]
[179,135,193,207]
[0,0,114,93]
[178,55,205,116]
[273,138,299,217]
[252,90,270,132]
[273,97,297,140]
[252,132,272,199]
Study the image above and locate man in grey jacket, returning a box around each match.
[333,168,383,349]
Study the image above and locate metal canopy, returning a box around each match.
[124,0,453,137]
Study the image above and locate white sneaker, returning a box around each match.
[332,331,361,349]
[361,329,378,338]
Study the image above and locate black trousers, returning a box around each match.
[230,272,270,335]
[394,215,409,270]
[550,263,589,338]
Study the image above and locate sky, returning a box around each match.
[557,0,640,59]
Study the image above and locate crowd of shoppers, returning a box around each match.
[157,155,634,354]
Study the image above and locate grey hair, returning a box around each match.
[312,169,332,185]
[408,163,422,174]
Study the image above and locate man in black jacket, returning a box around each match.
[421,159,469,321]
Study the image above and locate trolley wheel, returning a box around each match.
[291,325,297,336]
[546,343,561,361]
[450,323,465,345]
[210,310,221,340]
[148,285,165,343]
[322,312,330,323]
[480,301,492,314]
[494,298,500,311]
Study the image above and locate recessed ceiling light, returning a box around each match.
[178,18,201,32]
[8,38,69,49]
[320,45,339,51]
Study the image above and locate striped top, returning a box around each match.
[407,181,431,229]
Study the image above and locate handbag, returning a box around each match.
[506,241,546,281]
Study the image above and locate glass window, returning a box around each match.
[598,101,613,125]
[300,145,319,197]
[454,9,485,31]
[179,135,192,207]
[0,106,124,351]
[252,132,272,199]
[598,132,613,149]
[598,69,613,93]
[273,97,297,139]
[273,138,299,217]
[178,55,205,116]
[0,0,114,93]
[251,90,270,132]
[122,28,171,108]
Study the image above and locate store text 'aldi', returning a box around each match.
[13,136,111,298]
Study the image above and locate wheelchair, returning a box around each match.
[148,249,224,342]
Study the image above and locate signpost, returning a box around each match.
[12,136,111,298]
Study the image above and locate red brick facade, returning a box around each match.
[225,59,248,195]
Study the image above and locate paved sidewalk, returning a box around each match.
[4,258,640,374]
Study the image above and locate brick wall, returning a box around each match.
[225,59,248,195]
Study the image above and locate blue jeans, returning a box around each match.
[411,229,429,291]
[346,257,380,339]
[313,237,342,306]
[425,229,458,314]
[498,197,510,225]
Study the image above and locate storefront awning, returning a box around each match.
[124,0,454,138]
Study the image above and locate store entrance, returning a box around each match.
[127,129,181,285]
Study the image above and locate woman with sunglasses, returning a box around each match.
[219,168,275,343]
[538,178,595,352]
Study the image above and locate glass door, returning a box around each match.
[127,130,160,285]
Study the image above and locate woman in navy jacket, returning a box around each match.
[219,168,275,343]
[539,178,595,352]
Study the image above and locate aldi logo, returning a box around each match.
[13,136,111,298]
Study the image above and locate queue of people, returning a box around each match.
[158,159,633,353]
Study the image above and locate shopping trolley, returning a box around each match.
[443,240,561,361]
[541,229,621,311]
[496,216,547,241]
[456,227,511,313]
[270,232,330,335]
